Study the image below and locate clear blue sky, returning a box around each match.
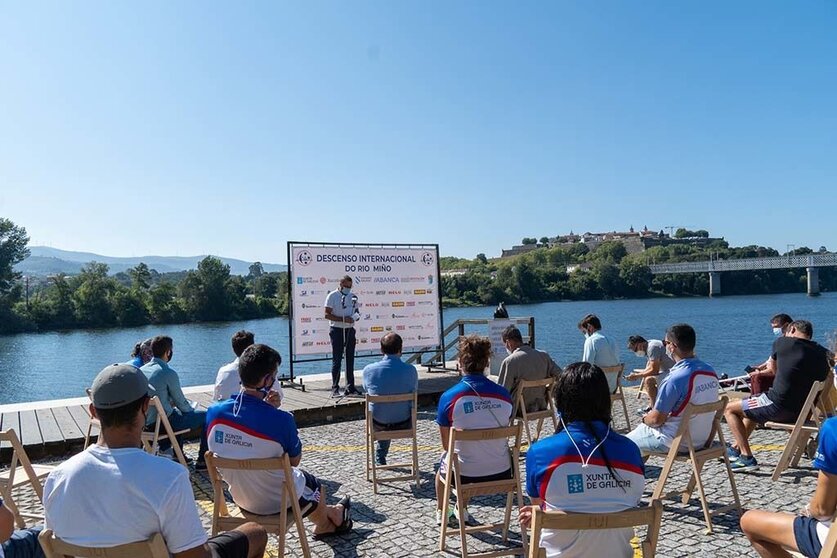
[1,2,835,263]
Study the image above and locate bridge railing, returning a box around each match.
[649,253,837,275]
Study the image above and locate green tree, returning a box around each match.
[0,218,30,293]
[128,263,152,291]
[521,237,537,245]
[179,256,233,321]
[539,237,550,245]
[73,262,116,327]
[248,261,264,279]
[619,260,653,296]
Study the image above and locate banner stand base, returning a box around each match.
[279,377,306,392]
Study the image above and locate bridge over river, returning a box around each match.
[649,253,837,296]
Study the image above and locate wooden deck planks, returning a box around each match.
[0,412,20,448]
[4,368,462,456]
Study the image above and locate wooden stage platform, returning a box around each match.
[0,367,462,459]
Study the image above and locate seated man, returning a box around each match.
[362,333,419,466]
[497,325,561,414]
[207,344,352,538]
[435,336,514,526]
[141,335,208,470]
[1,500,44,558]
[626,323,720,456]
[521,362,645,558]
[43,364,266,558]
[625,335,675,411]
[725,319,830,472]
[746,313,793,395]
[214,330,284,404]
[741,415,837,557]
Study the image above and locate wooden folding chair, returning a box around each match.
[527,500,663,558]
[141,396,190,469]
[83,388,101,449]
[766,378,831,481]
[205,452,311,558]
[39,529,169,558]
[439,424,528,558]
[511,378,558,447]
[365,392,419,493]
[634,370,647,401]
[647,396,741,533]
[602,364,631,431]
[0,429,54,528]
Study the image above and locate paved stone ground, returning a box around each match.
[7,389,821,557]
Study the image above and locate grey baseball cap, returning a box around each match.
[90,364,150,409]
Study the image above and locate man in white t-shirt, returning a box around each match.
[626,324,720,455]
[578,314,621,393]
[43,364,267,558]
[625,335,676,410]
[324,275,361,398]
[213,330,284,404]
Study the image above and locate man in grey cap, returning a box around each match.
[42,364,267,558]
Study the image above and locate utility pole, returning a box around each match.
[24,275,30,309]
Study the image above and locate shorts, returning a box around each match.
[207,530,249,558]
[793,515,824,558]
[2,527,44,558]
[239,469,320,518]
[439,467,513,486]
[741,394,797,424]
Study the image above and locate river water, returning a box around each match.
[1,292,836,405]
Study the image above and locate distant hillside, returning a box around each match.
[14,247,287,276]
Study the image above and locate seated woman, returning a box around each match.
[435,335,514,526]
[520,362,646,558]
[741,415,837,557]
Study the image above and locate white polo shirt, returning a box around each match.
[324,289,357,329]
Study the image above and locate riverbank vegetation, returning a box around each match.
[1,217,834,334]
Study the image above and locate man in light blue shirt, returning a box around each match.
[579,314,621,393]
[362,333,419,465]
[141,335,208,470]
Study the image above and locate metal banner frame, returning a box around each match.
[283,241,444,391]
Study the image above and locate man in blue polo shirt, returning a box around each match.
[626,323,719,456]
[362,333,419,466]
[207,344,352,538]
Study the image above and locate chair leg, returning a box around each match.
[412,434,420,487]
[690,459,714,534]
[439,474,452,552]
[2,495,26,529]
[501,492,513,542]
[279,504,287,555]
[534,417,545,442]
[790,433,812,467]
[517,483,529,556]
[84,423,92,449]
[621,396,632,430]
[682,469,697,504]
[771,431,799,482]
[652,454,676,501]
[365,422,371,483]
[371,437,379,495]
[456,493,469,558]
[171,439,189,469]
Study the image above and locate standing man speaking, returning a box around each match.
[325,275,362,398]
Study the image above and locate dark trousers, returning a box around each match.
[157,409,209,462]
[373,418,412,462]
[330,326,356,389]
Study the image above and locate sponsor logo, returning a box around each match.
[300,317,312,323]
[418,301,433,306]
[302,341,314,347]
[297,276,316,284]
[385,326,392,331]
[296,250,313,266]
[428,275,434,285]
[359,327,369,332]
[414,289,426,295]
[359,338,368,343]
[392,313,408,319]
[215,430,253,448]
[315,317,326,322]
[371,326,384,332]
[418,335,434,340]
[214,430,224,443]
[426,289,433,294]
[365,302,380,308]
[373,277,399,283]
[463,402,474,414]
[568,474,584,494]
[375,314,389,319]
[315,341,330,347]
[375,290,386,295]
[387,290,400,295]
[299,290,307,297]
[408,325,422,330]
[371,337,380,343]
[396,325,406,331]
[391,301,405,307]
[301,330,309,336]
[319,277,327,284]
[297,277,304,284]
[406,301,415,307]
[422,252,435,266]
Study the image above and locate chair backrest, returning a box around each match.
[204,451,298,521]
[600,364,625,391]
[38,529,169,558]
[512,378,556,415]
[528,500,663,558]
[447,424,523,495]
[816,370,837,420]
[668,396,728,452]
[365,392,418,431]
[0,429,44,500]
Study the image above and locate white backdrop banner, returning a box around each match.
[289,244,441,357]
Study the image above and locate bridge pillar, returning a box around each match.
[807,267,820,297]
[709,271,721,297]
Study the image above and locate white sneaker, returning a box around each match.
[453,505,475,526]
[435,507,454,526]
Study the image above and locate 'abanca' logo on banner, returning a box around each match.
[296,250,313,266]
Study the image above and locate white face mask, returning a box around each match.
[634,350,646,358]
[772,327,782,337]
